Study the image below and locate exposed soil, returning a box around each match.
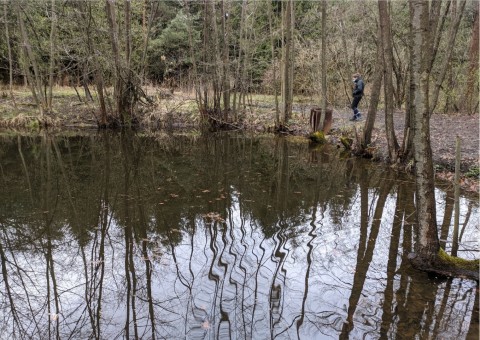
[322,108,479,193]
[327,109,479,170]
[241,105,479,193]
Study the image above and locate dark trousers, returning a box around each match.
[351,96,362,117]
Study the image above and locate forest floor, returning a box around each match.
[1,87,478,193]
[326,109,479,193]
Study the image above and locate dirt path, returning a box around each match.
[333,110,479,170]
[324,109,479,192]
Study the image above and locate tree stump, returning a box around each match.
[310,107,333,134]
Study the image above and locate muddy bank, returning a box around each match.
[1,90,478,193]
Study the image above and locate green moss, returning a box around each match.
[309,131,326,144]
[438,248,480,272]
[28,119,39,130]
[340,136,353,150]
[465,166,479,178]
[288,135,309,144]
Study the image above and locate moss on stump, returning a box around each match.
[309,131,326,144]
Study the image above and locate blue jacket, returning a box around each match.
[353,78,364,97]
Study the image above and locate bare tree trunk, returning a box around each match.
[430,0,466,115]
[392,40,406,109]
[319,0,327,129]
[379,0,399,162]
[407,1,477,280]
[139,1,158,86]
[125,0,131,68]
[268,0,279,124]
[220,0,230,118]
[404,1,451,160]
[95,72,108,127]
[363,24,383,148]
[184,0,202,112]
[47,0,57,111]
[460,4,478,114]
[105,0,122,119]
[3,2,15,106]
[79,1,107,124]
[105,0,136,126]
[209,0,221,114]
[280,0,294,128]
[233,0,248,120]
[197,0,222,118]
[124,0,134,118]
[451,136,461,256]
[402,4,416,161]
[410,0,440,263]
[15,1,45,116]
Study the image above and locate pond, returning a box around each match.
[0,131,478,339]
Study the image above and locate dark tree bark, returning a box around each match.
[319,0,327,130]
[362,24,383,149]
[379,0,399,162]
[268,0,279,124]
[408,0,478,280]
[47,0,57,111]
[105,0,137,127]
[430,0,467,114]
[15,1,46,116]
[279,0,294,128]
[409,0,441,263]
[4,2,15,106]
[220,0,231,118]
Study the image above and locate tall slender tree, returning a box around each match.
[105,0,139,127]
[319,0,327,130]
[47,0,57,111]
[3,2,15,105]
[279,0,294,129]
[408,0,478,279]
[379,0,399,162]
[15,1,46,116]
[362,24,383,149]
[460,5,479,114]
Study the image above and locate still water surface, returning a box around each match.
[0,131,478,340]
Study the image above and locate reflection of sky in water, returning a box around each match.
[0,134,477,339]
[4,190,476,339]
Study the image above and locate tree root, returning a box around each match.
[408,250,479,281]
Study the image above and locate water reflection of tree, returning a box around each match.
[379,183,411,338]
[0,133,478,339]
[340,169,394,339]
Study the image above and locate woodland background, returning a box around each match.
[0,0,478,129]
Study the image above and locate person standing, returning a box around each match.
[350,73,364,121]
